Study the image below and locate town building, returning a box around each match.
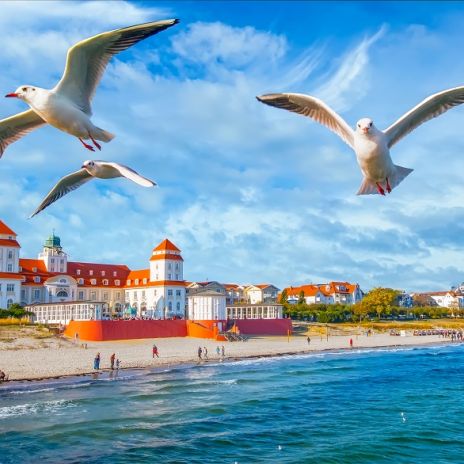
[244,284,280,304]
[283,281,364,305]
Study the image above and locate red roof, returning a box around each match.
[0,272,24,280]
[126,277,186,288]
[0,239,20,248]
[153,239,180,252]
[67,262,130,288]
[0,220,16,236]
[150,253,183,262]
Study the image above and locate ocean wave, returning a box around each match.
[0,399,75,419]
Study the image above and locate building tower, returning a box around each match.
[38,232,68,273]
[0,220,22,308]
[149,239,185,318]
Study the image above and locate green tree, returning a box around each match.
[357,287,401,319]
[298,290,305,305]
[279,289,288,304]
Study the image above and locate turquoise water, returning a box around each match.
[1,344,464,463]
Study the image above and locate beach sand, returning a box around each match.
[0,332,449,381]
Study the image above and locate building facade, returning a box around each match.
[0,220,186,318]
[284,281,364,305]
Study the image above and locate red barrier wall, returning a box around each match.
[234,319,293,335]
[65,320,187,341]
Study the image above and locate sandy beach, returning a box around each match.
[0,330,451,381]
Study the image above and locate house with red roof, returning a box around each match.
[0,219,186,319]
[283,281,364,305]
[244,284,280,304]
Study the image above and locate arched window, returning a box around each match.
[168,302,172,311]
[6,299,13,309]
[56,290,68,298]
[176,302,180,312]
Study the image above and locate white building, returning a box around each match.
[244,284,280,304]
[0,219,186,319]
[29,301,108,325]
[226,303,283,319]
[188,290,226,320]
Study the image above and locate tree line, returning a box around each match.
[280,287,457,323]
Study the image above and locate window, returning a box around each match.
[32,267,37,273]
[51,258,54,263]
[7,264,12,272]
[59,279,66,283]
[7,299,13,309]
[56,290,68,298]
[33,289,40,300]
[78,291,84,301]
[168,263,172,270]
[175,263,179,270]
[135,279,139,285]
[176,290,181,297]
[8,250,13,259]
[101,271,105,276]
[34,276,40,283]
[156,274,159,280]
[116,292,121,300]
[168,274,171,280]
[115,280,120,286]
[175,274,179,280]
[91,279,96,285]
[103,292,108,301]
[176,302,180,311]
[133,291,138,300]
[89,270,93,276]
[168,289,173,297]
[127,280,131,285]
[142,290,146,299]
[90,291,96,301]
[113,271,117,277]
[78,278,84,285]
[103,279,109,286]
[7,284,14,292]
[76,269,81,276]
[21,289,25,299]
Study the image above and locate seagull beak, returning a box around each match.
[362,128,369,134]
[5,93,19,98]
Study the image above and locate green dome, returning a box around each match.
[44,233,61,248]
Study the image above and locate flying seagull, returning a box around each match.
[30,160,156,218]
[1,19,179,157]
[257,86,464,195]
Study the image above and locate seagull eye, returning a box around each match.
[22,87,27,92]
[32,88,36,91]
[369,122,372,127]
[357,124,360,128]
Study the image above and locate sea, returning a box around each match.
[1,343,464,463]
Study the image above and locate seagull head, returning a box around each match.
[356,118,375,135]
[82,160,96,171]
[5,85,39,102]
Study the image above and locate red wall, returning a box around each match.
[234,319,293,335]
[65,320,187,341]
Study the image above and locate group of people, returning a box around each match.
[93,352,120,371]
[198,345,225,361]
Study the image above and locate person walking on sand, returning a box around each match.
[307,336,311,346]
[94,352,101,370]
[0,370,8,382]
[203,346,208,360]
[198,346,203,361]
[216,346,221,357]
[221,345,225,358]
[110,353,115,370]
[350,338,353,348]
[152,344,159,358]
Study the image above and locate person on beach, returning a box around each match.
[349,338,353,348]
[0,370,8,382]
[221,345,225,358]
[198,346,203,360]
[203,347,208,359]
[216,346,221,357]
[94,352,101,370]
[307,336,311,346]
[110,353,115,370]
[152,344,159,358]
[116,359,120,370]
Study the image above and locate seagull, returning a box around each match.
[257,86,464,195]
[29,160,156,218]
[1,19,179,157]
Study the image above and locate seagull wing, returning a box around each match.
[257,93,355,148]
[54,19,179,115]
[29,169,92,218]
[384,86,464,148]
[0,110,46,158]
[103,162,156,187]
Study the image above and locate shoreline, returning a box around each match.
[0,336,454,385]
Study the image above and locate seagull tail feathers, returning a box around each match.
[93,127,115,143]
[356,178,379,195]
[390,165,414,190]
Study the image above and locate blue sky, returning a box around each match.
[0,1,463,292]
